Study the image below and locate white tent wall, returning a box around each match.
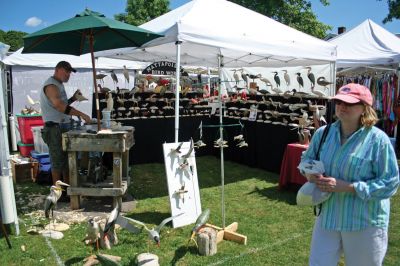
[9,66,134,120]
[221,64,334,96]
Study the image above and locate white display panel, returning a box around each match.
[162,141,202,228]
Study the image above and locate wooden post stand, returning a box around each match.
[205,222,247,245]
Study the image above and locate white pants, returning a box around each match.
[309,216,388,266]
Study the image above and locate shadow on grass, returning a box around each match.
[170,245,198,265]
[64,256,86,265]
[125,211,175,226]
[130,156,280,200]
[248,185,298,205]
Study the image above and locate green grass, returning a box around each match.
[1,155,399,265]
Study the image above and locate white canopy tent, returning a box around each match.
[329,19,400,68]
[98,0,337,229]
[98,0,337,141]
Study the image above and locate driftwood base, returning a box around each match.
[136,253,159,266]
[205,222,247,245]
[197,227,217,256]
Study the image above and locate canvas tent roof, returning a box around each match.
[98,0,336,67]
[2,48,148,69]
[329,19,400,68]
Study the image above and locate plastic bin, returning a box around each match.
[30,150,51,164]
[17,141,34,157]
[16,114,44,144]
[31,126,49,153]
[39,163,51,172]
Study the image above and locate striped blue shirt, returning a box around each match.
[301,121,399,231]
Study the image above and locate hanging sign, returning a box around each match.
[142,61,180,76]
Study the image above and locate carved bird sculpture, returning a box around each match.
[110,70,118,90]
[83,218,100,251]
[305,67,315,88]
[123,65,130,89]
[317,77,333,88]
[121,213,184,247]
[44,180,70,219]
[187,208,210,247]
[232,69,240,87]
[296,73,304,90]
[272,72,280,88]
[103,205,120,241]
[283,70,290,87]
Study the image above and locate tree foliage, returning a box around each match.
[115,0,170,26]
[379,0,400,23]
[229,0,332,39]
[0,30,27,51]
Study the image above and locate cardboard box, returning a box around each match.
[11,159,39,183]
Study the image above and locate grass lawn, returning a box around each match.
[1,155,399,265]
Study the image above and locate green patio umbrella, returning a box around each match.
[23,9,162,130]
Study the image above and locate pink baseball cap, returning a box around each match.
[332,83,373,106]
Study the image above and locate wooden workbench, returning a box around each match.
[62,126,134,210]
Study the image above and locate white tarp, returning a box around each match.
[98,0,336,67]
[329,19,400,68]
[3,48,148,69]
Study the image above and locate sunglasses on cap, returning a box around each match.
[334,99,363,107]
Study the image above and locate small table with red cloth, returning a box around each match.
[279,143,308,189]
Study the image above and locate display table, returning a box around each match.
[62,126,134,209]
[279,143,308,189]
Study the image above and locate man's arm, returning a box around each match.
[45,85,91,123]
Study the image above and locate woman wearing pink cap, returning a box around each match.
[300,83,399,266]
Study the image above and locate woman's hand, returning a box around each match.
[304,173,322,183]
[316,176,355,193]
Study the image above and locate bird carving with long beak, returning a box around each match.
[305,67,315,88]
[44,180,69,219]
[187,208,210,247]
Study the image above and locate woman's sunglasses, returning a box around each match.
[334,99,363,107]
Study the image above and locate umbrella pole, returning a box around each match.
[89,34,101,131]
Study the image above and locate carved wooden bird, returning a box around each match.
[296,73,304,89]
[272,72,280,87]
[110,70,118,90]
[187,208,210,247]
[44,180,69,219]
[83,218,100,251]
[283,70,290,87]
[123,65,130,89]
[232,69,240,86]
[121,213,184,247]
[240,69,248,85]
[317,77,333,88]
[103,205,120,241]
[305,67,315,88]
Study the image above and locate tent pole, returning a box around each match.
[217,54,225,229]
[89,34,101,131]
[174,41,182,143]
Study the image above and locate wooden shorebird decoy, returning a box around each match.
[283,70,290,87]
[123,65,130,89]
[305,67,315,88]
[272,71,280,88]
[296,73,304,90]
[317,76,333,88]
